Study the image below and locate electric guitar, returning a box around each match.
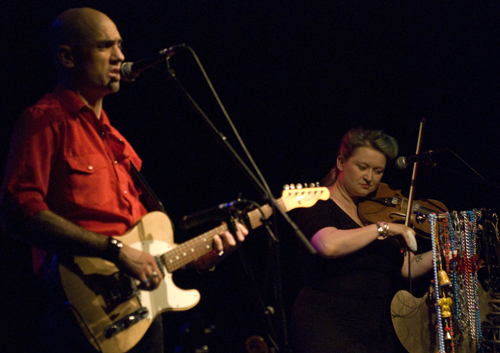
[58,186,329,353]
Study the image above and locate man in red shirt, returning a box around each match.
[0,7,247,353]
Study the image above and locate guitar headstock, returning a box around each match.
[281,183,330,211]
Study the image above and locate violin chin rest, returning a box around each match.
[407,230,418,252]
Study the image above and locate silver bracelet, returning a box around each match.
[376,221,389,238]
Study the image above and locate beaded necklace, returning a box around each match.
[430,213,446,352]
[440,213,456,352]
[468,210,482,347]
[430,210,482,352]
[447,213,460,324]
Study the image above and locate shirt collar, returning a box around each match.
[52,83,111,125]
[53,84,87,116]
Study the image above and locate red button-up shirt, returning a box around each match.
[0,85,148,269]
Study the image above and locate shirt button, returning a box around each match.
[88,165,94,171]
[123,190,128,195]
[114,160,118,164]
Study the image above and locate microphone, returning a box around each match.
[395,148,447,170]
[179,200,247,230]
[120,44,186,82]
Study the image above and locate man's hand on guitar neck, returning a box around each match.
[193,220,249,271]
[213,221,249,255]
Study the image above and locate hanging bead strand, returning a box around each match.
[430,213,446,352]
[468,209,483,349]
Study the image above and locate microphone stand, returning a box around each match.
[419,147,500,191]
[164,48,314,352]
[228,214,282,351]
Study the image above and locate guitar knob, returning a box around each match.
[126,315,136,327]
[104,325,118,338]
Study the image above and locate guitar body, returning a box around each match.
[59,212,200,353]
[57,187,329,353]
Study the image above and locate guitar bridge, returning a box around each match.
[103,307,149,339]
[103,271,140,307]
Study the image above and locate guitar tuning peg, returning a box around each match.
[289,184,296,189]
[283,184,290,190]
[309,183,316,188]
[296,183,303,189]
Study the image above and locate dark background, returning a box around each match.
[1,1,500,352]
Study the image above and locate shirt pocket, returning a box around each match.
[66,153,114,207]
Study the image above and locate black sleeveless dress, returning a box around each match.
[291,199,404,353]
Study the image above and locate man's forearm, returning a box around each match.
[13,210,109,257]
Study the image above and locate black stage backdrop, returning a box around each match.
[1,1,500,352]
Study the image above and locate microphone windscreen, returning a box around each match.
[395,157,407,170]
[120,62,135,82]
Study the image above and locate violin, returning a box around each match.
[358,182,448,237]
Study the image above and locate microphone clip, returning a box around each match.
[419,152,437,168]
[179,199,250,230]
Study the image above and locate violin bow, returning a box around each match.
[405,118,426,293]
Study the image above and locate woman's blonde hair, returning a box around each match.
[322,128,398,187]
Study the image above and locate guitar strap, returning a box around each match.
[130,162,167,214]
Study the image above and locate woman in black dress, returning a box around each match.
[291,128,433,353]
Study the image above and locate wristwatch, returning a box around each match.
[106,237,123,262]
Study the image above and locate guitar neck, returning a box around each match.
[246,199,284,229]
[163,199,284,272]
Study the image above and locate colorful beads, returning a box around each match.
[430,210,482,352]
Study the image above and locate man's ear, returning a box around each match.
[57,45,75,68]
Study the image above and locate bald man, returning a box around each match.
[0,8,247,353]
